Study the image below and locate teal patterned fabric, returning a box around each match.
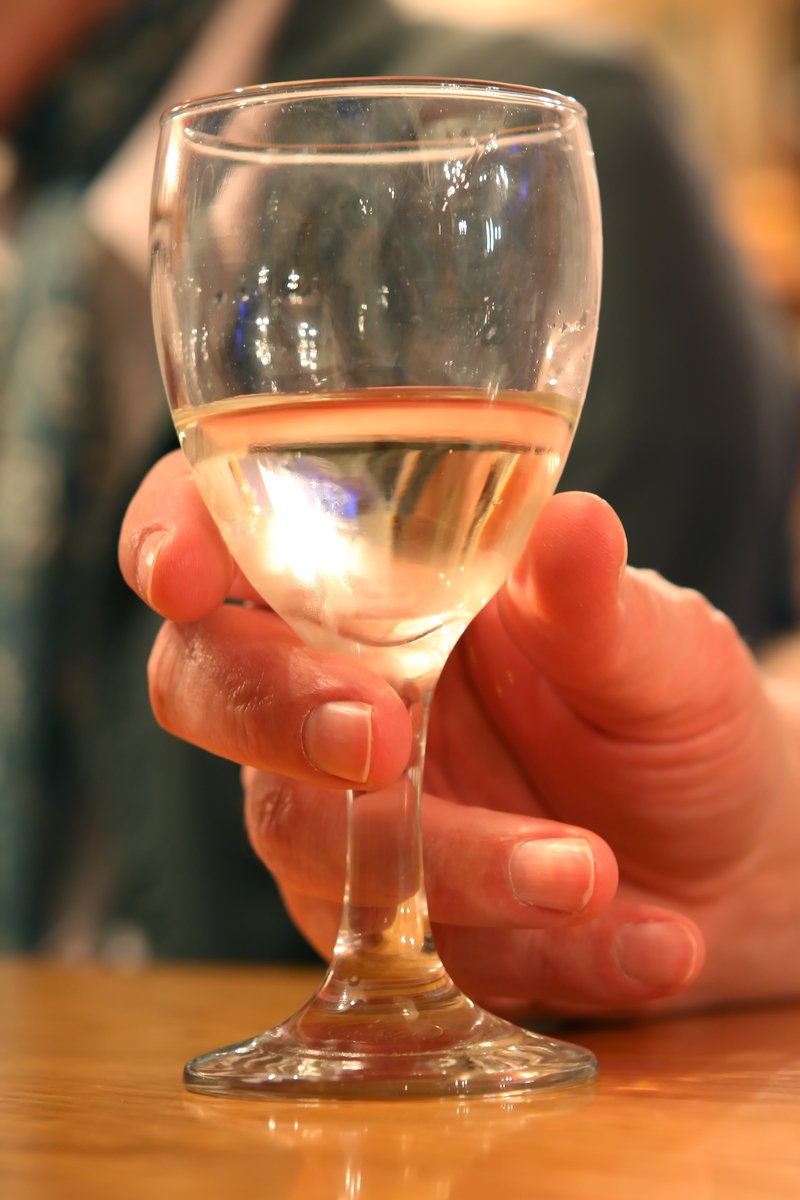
[0,190,99,947]
[0,1,219,951]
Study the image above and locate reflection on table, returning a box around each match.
[1,958,799,1198]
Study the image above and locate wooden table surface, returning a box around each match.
[2,958,799,1199]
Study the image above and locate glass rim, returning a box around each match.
[159,75,587,125]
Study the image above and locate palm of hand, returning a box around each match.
[416,493,782,1014]
[431,572,772,900]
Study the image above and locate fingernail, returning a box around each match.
[302,701,373,783]
[136,530,167,604]
[613,921,700,991]
[508,838,595,913]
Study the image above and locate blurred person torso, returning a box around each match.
[0,0,796,962]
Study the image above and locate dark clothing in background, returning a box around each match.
[1,0,797,959]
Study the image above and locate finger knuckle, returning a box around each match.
[243,772,299,871]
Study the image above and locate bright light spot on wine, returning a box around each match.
[458,219,468,236]
[256,461,356,591]
[287,269,300,291]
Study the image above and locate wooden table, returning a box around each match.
[2,958,799,1198]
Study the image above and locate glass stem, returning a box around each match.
[323,682,450,1002]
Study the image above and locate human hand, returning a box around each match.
[120,451,800,1018]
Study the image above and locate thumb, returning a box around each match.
[501,490,628,698]
[497,490,754,736]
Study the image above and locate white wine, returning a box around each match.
[176,388,579,681]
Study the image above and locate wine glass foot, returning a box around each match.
[184,1005,596,1100]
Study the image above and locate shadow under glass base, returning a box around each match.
[184,972,596,1100]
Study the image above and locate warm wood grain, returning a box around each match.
[2,958,799,1198]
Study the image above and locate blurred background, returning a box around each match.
[396,0,800,350]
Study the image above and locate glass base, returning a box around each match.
[184,975,596,1100]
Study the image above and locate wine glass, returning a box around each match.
[150,77,602,1099]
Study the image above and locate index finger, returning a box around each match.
[119,449,240,621]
